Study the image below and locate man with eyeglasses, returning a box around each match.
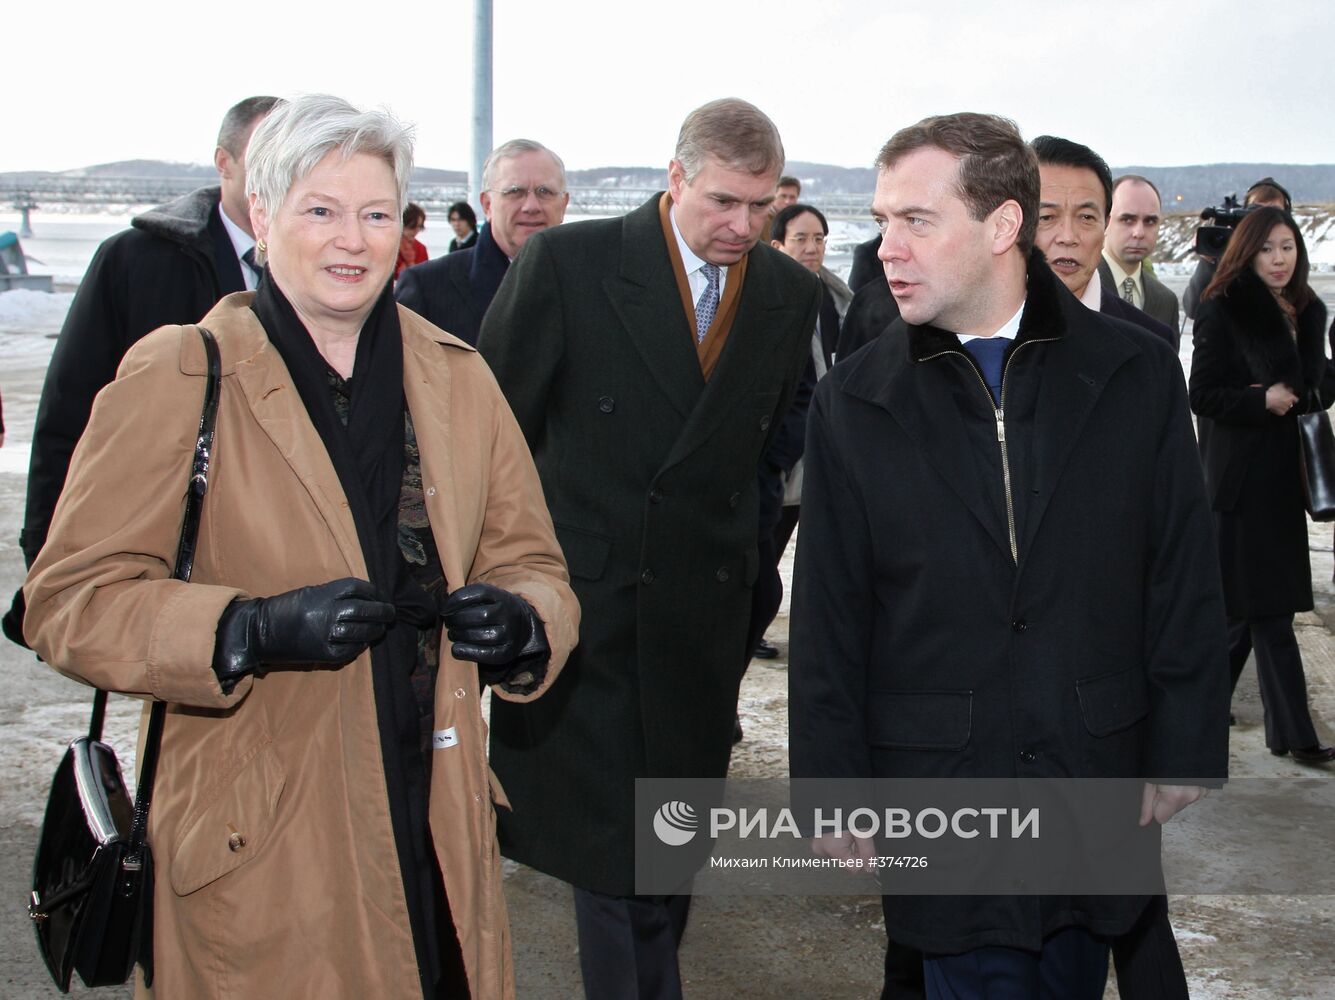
[479,98,820,1000]
[396,138,568,346]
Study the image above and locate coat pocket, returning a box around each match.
[170,741,286,895]
[553,522,613,581]
[1075,667,1150,737]
[866,690,973,750]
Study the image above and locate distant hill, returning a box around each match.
[7,159,1333,211]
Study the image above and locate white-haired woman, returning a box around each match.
[24,94,578,999]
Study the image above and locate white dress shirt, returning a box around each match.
[218,203,259,292]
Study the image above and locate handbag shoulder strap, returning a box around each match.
[119,325,222,858]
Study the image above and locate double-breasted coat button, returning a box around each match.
[728,492,741,508]
[641,569,655,585]
[649,488,663,504]
[228,832,247,852]
[598,396,615,413]
[1018,750,1036,763]
[1011,620,1028,633]
[759,415,771,430]
[716,567,730,583]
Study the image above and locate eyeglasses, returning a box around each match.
[785,234,827,247]
[490,185,565,203]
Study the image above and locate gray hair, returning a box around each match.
[482,139,567,192]
[674,98,784,182]
[245,94,415,215]
[216,96,281,156]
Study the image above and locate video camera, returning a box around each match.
[1194,195,1252,259]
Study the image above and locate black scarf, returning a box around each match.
[252,274,447,997]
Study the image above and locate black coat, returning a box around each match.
[836,277,901,360]
[847,233,883,292]
[20,186,242,568]
[395,223,509,346]
[790,251,1229,953]
[479,195,820,894]
[1188,271,1330,618]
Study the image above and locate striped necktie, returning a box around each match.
[695,263,720,343]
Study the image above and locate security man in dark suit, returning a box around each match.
[478,98,820,1000]
[394,138,568,345]
[5,96,278,647]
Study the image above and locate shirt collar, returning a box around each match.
[958,299,1025,344]
[218,201,255,260]
[669,204,714,277]
[1079,267,1103,311]
[1102,250,1140,286]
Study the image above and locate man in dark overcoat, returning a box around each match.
[789,113,1229,999]
[478,98,820,998]
[5,96,277,647]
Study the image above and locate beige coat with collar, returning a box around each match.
[24,293,579,999]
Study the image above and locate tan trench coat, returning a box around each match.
[24,294,579,999]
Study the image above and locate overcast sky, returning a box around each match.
[7,0,1330,174]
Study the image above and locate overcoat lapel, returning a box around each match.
[1019,314,1138,564]
[874,346,1016,562]
[225,317,369,579]
[604,201,704,421]
[659,251,794,473]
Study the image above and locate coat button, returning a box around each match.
[728,492,741,508]
[598,396,615,413]
[455,687,467,699]
[1019,750,1036,763]
[759,415,771,430]
[1011,620,1028,633]
[228,832,247,852]
[426,486,436,497]
[649,488,663,504]
[716,567,730,583]
[641,569,655,585]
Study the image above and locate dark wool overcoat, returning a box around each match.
[1189,270,1330,618]
[789,251,1230,954]
[478,194,820,894]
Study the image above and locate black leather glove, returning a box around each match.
[440,582,550,694]
[212,578,396,693]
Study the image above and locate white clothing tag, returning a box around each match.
[432,727,459,750]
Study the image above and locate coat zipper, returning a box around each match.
[921,339,1058,563]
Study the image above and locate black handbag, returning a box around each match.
[1298,390,1335,522]
[28,326,221,992]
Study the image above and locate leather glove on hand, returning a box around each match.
[439,582,550,694]
[212,577,396,693]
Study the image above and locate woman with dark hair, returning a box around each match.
[1189,205,1335,765]
[447,201,478,252]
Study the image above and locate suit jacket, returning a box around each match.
[847,233,883,292]
[478,194,821,894]
[1099,284,1178,350]
[1099,257,1181,342]
[395,222,509,346]
[790,250,1228,953]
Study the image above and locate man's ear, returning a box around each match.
[667,159,688,203]
[991,199,1022,255]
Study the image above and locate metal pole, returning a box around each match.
[471,0,493,215]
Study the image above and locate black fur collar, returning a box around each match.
[1218,269,1304,387]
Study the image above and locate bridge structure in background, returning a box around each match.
[1,177,876,221]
